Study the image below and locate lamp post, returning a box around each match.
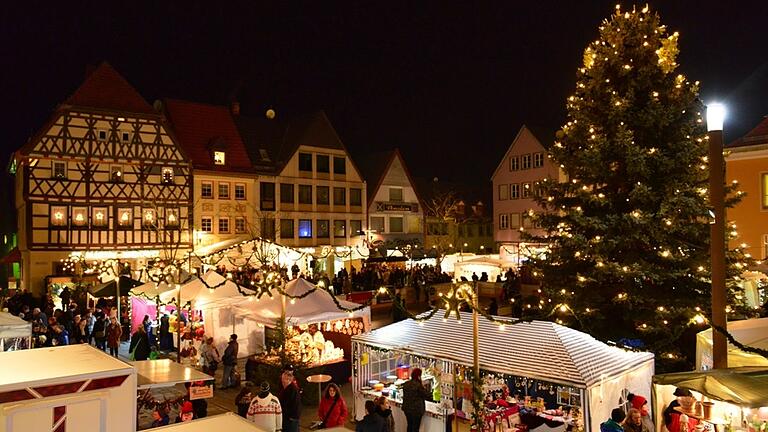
[707,102,727,369]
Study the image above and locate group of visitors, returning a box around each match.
[600,393,655,432]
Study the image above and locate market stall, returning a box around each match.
[653,367,768,432]
[453,256,514,282]
[150,412,265,431]
[352,311,654,432]
[696,318,768,370]
[0,312,31,351]
[0,344,137,432]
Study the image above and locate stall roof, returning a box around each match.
[131,359,213,389]
[353,310,654,388]
[0,311,32,339]
[153,412,266,431]
[654,367,768,407]
[0,344,133,390]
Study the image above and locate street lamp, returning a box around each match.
[707,102,727,369]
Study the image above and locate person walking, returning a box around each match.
[106,318,122,357]
[221,334,239,389]
[278,366,302,432]
[356,400,385,432]
[401,368,430,432]
[129,325,150,360]
[374,396,395,432]
[199,337,221,376]
[247,381,283,432]
[317,383,348,428]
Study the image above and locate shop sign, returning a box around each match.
[375,202,418,212]
[189,383,214,400]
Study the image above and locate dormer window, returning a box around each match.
[214,151,226,165]
[111,166,124,183]
[161,167,174,184]
[97,130,108,142]
[121,131,132,143]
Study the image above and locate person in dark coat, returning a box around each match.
[374,396,395,432]
[279,366,302,432]
[129,325,150,360]
[601,408,626,432]
[401,368,430,432]
[159,314,171,351]
[356,400,385,432]
[221,334,239,389]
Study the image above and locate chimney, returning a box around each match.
[230,101,240,116]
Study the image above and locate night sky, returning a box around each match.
[3,1,767,185]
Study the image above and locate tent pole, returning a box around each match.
[116,269,121,329]
[177,284,182,363]
[472,281,480,430]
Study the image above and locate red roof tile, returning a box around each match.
[728,116,768,147]
[64,62,155,115]
[163,99,254,172]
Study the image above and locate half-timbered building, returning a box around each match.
[12,62,193,294]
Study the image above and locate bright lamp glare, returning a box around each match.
[706,103,726,132]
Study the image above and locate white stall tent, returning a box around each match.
[153,412,268,431]
[0,344,137,432]
[696,317,768,370]
[452,256,513,281]
[0,312,31,351]
[352,313,654,432]
[237,278,371,329]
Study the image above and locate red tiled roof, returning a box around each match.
[728,116,768,147]
[163,99,254,172]
[63,62,155,115]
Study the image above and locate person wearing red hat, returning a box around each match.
[628,393,655,432]
[175,401,195,423]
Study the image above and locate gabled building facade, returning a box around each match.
[726,116,768,259]
[162,99,257,251]
[12,63,193,294]
[357,149,423,249]
[491,125,562,258]
[235,110,367,276]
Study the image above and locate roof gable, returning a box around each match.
[357,149,423,205]
[491,125,548,180]
[162,99,254,173]
[63,62,155,115]
[729,116,768,148]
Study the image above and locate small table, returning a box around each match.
[307,374,333,405]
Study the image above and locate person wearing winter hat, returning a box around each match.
[279,366,301,432]
[628,393,655,432]
[175,401,195,423]
[247,381,283,432]
[664,388,692,429]
[601,408,626,432]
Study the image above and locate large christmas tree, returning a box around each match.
[524,5,750,368]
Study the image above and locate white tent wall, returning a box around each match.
[203,305,265,356]
[0,312,32,339]
[586,360,655,432]
[695,318,768,370]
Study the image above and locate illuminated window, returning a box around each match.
[533,152,544,168]
[52,161,67,179]
[214,151,226,165]
[111,166,124,183]
[522,182,532,198]
[499,213,509,230]
[201,181,213,198]
[317,219,330,238]
[118,208,133,228]
[218,217,230,233]
[93,207,107,227]
[762,174,768,209]
[298,219,312,238]
[334,220,346,237]
[201,217,212,233]
[72,207,87,227]
[161,167,174,184]
[51,206,67,227]
[218,182,230,199]
[142,209,157,228]
[165,209,179,227]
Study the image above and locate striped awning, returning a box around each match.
[353,311,654,388]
